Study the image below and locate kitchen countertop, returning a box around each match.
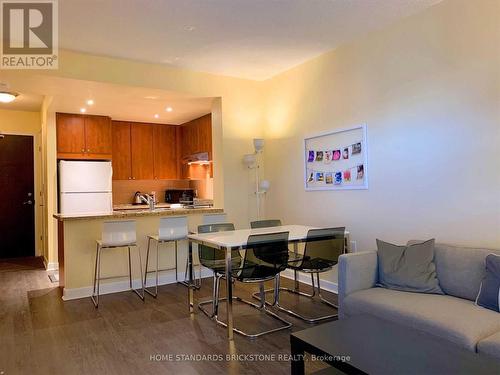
[53,207,223,221]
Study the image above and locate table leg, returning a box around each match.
[225,246,234,340]
[188,241,194,313]
[290,336,305,375]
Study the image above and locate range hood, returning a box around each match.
[182,152,211,165]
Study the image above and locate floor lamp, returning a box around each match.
[243,139,270,220]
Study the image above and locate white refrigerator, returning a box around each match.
[59,160,113,215]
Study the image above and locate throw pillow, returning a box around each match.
[476,254,500,312]
[376,238,443,294]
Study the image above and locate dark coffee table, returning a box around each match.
[290,315,500,375]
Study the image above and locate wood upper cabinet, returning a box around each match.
[84,115,112,155]
[56,113,85,155]
[57,113,112,160]
[130,123,154,180]
[111,121,132,180]
[180,114,212,158]
[153,124,179,179]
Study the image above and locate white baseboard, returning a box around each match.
[45,262,59,272]
[62,268,213,301]
[280,269,338,294]
[62,268,338,301]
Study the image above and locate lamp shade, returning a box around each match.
[243,153,256,168]
[259,180,270,192]
[253,138,264,152]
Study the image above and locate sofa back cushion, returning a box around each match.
[409,242,500,301]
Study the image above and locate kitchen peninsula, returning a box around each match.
[54,110,219,300]
[54,207,223,300]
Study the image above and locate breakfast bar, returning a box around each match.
[53,207,223,300]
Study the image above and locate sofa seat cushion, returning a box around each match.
[478,331,500,359]
[343,287,500,351]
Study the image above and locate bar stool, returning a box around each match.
[91,220,145,308]
[144,216,196,296]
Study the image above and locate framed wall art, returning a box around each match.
[304,124,368,191]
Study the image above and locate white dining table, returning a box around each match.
[186,225,351,340]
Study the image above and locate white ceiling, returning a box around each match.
[0,74,214,124]
[60,0,441,80]
[0,92,44,112]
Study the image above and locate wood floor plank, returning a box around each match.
[0,257,336,374]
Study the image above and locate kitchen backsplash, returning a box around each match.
[112,178,214,204]
[113,180,190,204]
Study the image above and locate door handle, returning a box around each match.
[23,200,33,205]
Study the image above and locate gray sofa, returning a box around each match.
[338,242,500,358]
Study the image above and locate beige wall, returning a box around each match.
[263,0,500,286]
[0,109,44,257]
[6,50,265,266]
[2,0,498,282]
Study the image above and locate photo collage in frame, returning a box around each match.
[304,125,368,190]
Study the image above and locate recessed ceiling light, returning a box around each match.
[80,108,86,113]
[184,25,195,32]
[0,91,18,103]
[86,99,94,106]
[166,107,173,112]
[154,114,159,119]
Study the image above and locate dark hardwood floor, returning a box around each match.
[0,258,337,374]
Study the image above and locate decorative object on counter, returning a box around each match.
[304,124,368,191]
[243,138,270,220]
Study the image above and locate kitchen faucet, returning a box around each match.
[139,193,156,211]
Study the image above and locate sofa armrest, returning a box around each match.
[338,251,378,318]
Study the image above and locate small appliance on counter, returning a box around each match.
[165,189,196,204]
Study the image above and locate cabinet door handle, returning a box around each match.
[128,177,131,180]
[81,148,85,152]
[87,149,90,152]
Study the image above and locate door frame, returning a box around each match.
[0,131,41,257]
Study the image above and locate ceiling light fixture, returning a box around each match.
[86,99,94,106]
[184,26,195,32]
[80,108,86,113]
[0,91,18,103]
[154,114,159,119]
[166,107,173,112]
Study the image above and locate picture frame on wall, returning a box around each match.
[304,124,368,191]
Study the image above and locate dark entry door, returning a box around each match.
[0,135,35,258]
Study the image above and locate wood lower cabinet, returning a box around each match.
[153,124,179,179]
[111,121,132,180]
[57,113,112,160]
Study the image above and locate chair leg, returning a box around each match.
[128,246,145,301]
[174,240,178,282]
[144,238,159,298]
[254,272,338,323]
[91,244,101,308]
[178,241,201,290]
[198,273,225,319]
[317,273,338,309]
[209,277,292,339]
